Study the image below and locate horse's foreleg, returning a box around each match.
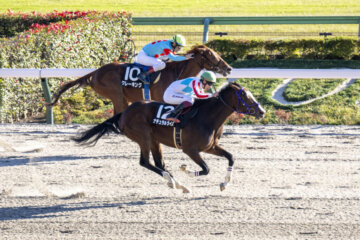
[181,150,209,178]
[219,166,233,191]
[205,145,234,191]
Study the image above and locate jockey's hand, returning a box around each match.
[185,53,194,59]
[212,91,219,98]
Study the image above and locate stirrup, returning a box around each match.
[137,72,149,84]
[165,117,180,123]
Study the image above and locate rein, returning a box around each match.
[175,60,188,80]
[218,88,260,115]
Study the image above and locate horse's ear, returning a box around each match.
[230,82,241,88]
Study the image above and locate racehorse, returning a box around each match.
[73,82,265,193]
[50,45,232,114]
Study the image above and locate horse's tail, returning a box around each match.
[49,71,95,106]
[72,113,122,146]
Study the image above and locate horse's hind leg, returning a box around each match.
[112,96,129,115]
[139,147,176,189]
[150,141,167,171]
[205,145,234,191]
[150,142,190,193]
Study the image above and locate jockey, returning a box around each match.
[135,34,194,84]
[164,71,219,123]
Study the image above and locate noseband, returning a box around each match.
[219,88,261,115]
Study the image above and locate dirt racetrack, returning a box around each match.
[0,123,359,239]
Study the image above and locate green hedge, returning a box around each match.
[206,38,360,61]
[0,11,133,123]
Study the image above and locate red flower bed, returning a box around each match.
[0,10,100,37]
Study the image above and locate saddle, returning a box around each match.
[152,103,198,129]
[122,63,161,88]
[176,107,198,129]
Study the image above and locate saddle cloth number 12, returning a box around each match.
[156,105,175,119]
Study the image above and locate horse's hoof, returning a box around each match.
[182,187,191,194]
[167,182,175,189]
[180,164,187,172]
[220,183,226,191]
[225,176,231,183]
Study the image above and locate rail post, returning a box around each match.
[41,78,54,124]
[203,18,211,43]
[358,17,360,39]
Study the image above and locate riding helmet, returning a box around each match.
[201,71,216,83]
[172,34,186,47]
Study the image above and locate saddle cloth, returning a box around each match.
[122,63,161,88]
[151,103,198,129]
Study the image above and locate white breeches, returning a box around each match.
[163,90,194,105]
[135,50,166,71]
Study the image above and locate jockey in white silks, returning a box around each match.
[163,71,219,123]
[135,34,194,84]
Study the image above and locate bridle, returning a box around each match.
[218,87,261,115]
[194,50,225,72]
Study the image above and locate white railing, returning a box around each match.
[0,68,95,78]
[226,68,360,79]
[1,68,360,124]
[1,68,360,78]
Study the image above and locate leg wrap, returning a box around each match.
[225,166,233,183]
[162,171,171,180]
[188,171,200,177]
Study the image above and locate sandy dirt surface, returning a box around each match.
[0,124,359,240]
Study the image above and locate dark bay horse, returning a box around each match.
[73,82,265,193]
[50,45,232,114]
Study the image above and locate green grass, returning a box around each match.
[231,59,360,69]
[233,78,360,125]
[2,1,360,47]
[283,79,344,101]
[2,0,360,16]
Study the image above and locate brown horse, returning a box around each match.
[50,45,232,114]
[73,82,265,193]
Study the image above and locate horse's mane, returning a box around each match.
[186,45,208,54]
[193,82,241,108]
[165,45,209,69]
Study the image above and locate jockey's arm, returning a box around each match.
[167,52,187,61]
[192,80,212,99]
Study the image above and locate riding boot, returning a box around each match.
[137,67,154,84]
[165,101,192,123]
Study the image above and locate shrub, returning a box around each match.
[206,38,360,60]
[299,39,325,59]
[0,11,133,123]
[324,38,358,60]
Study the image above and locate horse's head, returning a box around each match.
[219,82,265,119]
[188,45,232,76]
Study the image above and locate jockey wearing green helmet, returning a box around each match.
[172,34,186,47]
[200,70,216,85]
[135,34,193,84]
[163,70,219,123]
